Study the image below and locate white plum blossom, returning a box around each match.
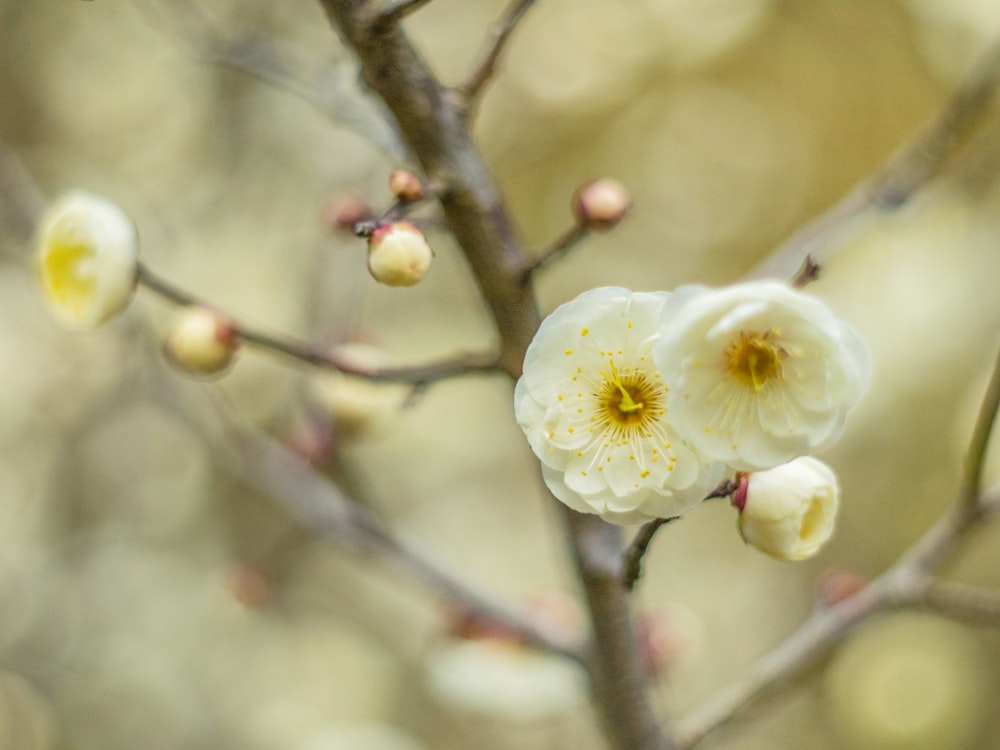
[653,280,870,471]
[515,287,717,525]
[35,190,139,329]
[732,456,840,561]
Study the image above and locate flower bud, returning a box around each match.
[164,305,239,376]
[310,343,403,437]
[367,222,432,287]
[731,456,839,561]
[571,178,631,231]
[322,192,374,234]
[35,190,139,329]
[388,169,424,202]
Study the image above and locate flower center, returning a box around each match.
[726,331,785,391]
[42,233,96,315]
[597,360,662,428]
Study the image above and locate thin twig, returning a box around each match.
[457,0,538,112]
[751,36,1000,281]
[675,347,1000,747]
[916,578,1000,628]
[520,224,590,281]
[0,142,45,249]
[789,254,820,289]
[959,346,1000,511]
[623,517,676,592]
[140,0,405,160]
[137,262,501,385]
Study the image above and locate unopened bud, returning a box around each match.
[571,178,631,231]
[311,343,403,437]
[164,305,239,376]
[322,192,374,233]
[367,222,433,287]
[388,169,425,202]
[732,456,840,561]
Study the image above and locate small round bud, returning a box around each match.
[35,190,139,330]
[322,192,374,233]
[732,456,840,561]
[225,563,275,609]
[388,169,425,202]
[164,305,239,376]
[571,178,631,231]
[367,222,433,287]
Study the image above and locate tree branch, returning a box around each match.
[623,517,676,592]
[378,0,436,21]
[457,0,538,113]
[959,346,1000,511]
[137,262,500,386]
[751,36,1000,281]
[520,224,590,280]
[916,579,1000,627]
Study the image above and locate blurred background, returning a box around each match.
[2,0,1000,748]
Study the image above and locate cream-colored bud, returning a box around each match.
[164,306,239,376]
[310,343,402,437]
[571,178,631,231]
[35,190,139,329]
[388,169,425,202]
[367,222,432,287]
[732,456,839,561]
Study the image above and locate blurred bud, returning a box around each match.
[35,190,138,330]
[824,613,992,750]
[164,306,239,377]
[731,456,839,561]
[322,192,374,233]
[224,563,275,609]
[815,569,869,607]
[571,178,631,231]
[367,222,433,287]
[388,169,425,202]
[310,343,403,438]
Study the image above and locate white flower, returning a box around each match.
[732,456,840,560]
[367,222,432,287]
[35,190,139,329]
[515,287,717,525]
[653,280,870,470]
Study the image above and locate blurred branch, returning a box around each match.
[520,224,590,280]
[0,141,45,249]
[752,36,1000,281]
[959,346,1000,512]
[676,347,1000,748]
[150,362,583,663]
[379,0,436,20]
[917,579,1000,627]
[137,262,501,386]
[457,0,537,113]
[140,0,406,160]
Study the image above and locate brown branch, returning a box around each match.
[623,517,676,592]
[137,262,501,386]
[751,36,1000,281]
[562,509,677,750]
[378,0,436,20]
[959,346,1000,511]
[457,0,538,112]
[520,224,590,280]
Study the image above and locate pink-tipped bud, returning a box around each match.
[388,169,425,202]
[367,221,433,287]
[322,192,374,233]
[164,305,239,377]
[571,178,631,231]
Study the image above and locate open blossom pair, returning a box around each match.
[515,283,870,559]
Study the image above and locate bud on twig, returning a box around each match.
[367,221,433,286]
[571,178,631,231]
[164,305,240,377]
[322,192,375,234]
[388,168,425,202]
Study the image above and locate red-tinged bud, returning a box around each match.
[388,169,425,202]
[322,192,374,233]
[571,178,631,231]
[164,305,239,377]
